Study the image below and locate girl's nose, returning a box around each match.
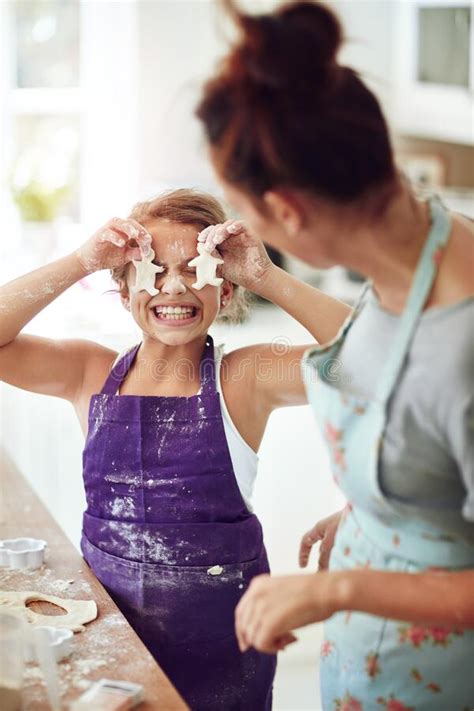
[161,274,187,296]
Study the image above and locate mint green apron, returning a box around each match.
[303,197,474,710]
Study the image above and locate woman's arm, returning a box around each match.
[235,568,474,654]
[0,218,150,402]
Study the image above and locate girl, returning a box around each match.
[0,188,349,710]
[196,1,474,709]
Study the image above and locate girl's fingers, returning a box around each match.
[100,228,126,248]
[226,219,245,236]
[109,218,152,252]
[135,233,152,256]
[198,220,247,252]
[125,247,142,262]
[197,225,215,250]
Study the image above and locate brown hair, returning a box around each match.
[111,188,249,324]
[196,1,397,206]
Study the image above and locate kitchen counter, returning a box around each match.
[0,448,189,711]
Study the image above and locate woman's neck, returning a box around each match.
[328,185,431,314]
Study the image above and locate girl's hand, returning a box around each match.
[299,509,345,571]
[75,218,152,274]
[197,220,273,291]
[235,572,339,654]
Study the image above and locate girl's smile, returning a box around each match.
[149,300,202,328]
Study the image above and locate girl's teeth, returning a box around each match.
[154,306,196,320]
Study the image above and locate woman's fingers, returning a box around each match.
[299,522,325,568]
[275,632,298,651]
[318,539,332,571]
[235,574,269,652]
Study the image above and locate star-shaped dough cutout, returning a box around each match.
[187,243,224,290]
[132,247,164,296]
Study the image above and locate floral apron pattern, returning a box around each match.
[302,197,474,710]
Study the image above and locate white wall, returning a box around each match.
[135,0,396,195]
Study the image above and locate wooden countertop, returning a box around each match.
[0,448,189,711]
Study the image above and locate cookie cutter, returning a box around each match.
[24,626,74,663]
[0,537,47,569]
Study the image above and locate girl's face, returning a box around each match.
[124,219,232,347]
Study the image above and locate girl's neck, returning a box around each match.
[329,184,431,314]
[138,333,208,379]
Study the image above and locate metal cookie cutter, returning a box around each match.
[0,537,47,569]
[24,626,74,663]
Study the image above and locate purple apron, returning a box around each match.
[81,336,276,710]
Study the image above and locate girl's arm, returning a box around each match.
[254,264,350,346]
[200,221,351,410]
[0,218,150,402]
[235,568,474,654]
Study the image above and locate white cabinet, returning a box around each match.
[392,0,473,144]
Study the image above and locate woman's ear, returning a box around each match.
[220,280,234,310]
[263,190,304,237]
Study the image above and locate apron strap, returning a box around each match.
[100,343,141,395]
[377,196,452,405]
[200,335,217,395]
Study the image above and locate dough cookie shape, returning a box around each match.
[187,243,224,290]
[0,590,98,632]
[132,246,164,296]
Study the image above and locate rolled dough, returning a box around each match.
[0,590,97,632]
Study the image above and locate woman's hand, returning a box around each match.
[75,218,152,274]
[299,509,345,571]
[235,572,340,654]
[198,220,273,290]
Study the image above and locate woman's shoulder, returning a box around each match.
[429,212,474,308]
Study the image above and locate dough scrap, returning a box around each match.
[0,590,97,632]
[132,246,164,296]
[188,244,224,290]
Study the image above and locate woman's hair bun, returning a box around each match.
[224,1,343,91]
[277,1,343,65]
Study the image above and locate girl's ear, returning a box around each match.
[220,280,234,310]
[119,280,131,311]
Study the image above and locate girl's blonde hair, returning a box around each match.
[110,188,249,324]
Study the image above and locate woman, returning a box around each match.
[195,1,474,708]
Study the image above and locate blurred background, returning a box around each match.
[0,1,473,708]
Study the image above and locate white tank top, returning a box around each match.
[214,344,259,511]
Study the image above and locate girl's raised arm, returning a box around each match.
[0,218,150,403]
[201,221,351,411]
